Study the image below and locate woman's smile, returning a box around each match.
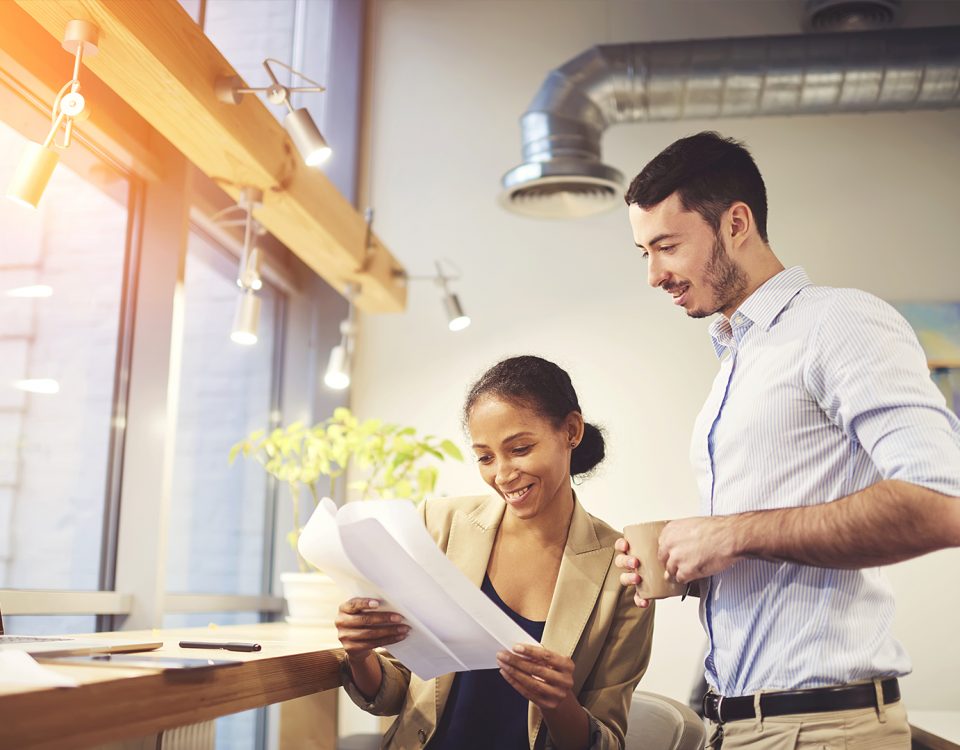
[502,483,534,504]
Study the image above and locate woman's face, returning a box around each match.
[467,395,582,521]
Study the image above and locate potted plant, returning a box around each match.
[230,407,463,624]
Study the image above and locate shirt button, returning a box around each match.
[418,729,427,744]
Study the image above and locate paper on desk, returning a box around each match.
[0,651,78,687]
[298,498,537,680]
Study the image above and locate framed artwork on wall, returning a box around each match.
[894,302,960,416]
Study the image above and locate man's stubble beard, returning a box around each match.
[687,232,749,319]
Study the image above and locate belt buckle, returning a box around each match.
[716,695,725,724]
[703,692,725,724]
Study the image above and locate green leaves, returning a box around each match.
[230,407,464,563]
[440,439,464,462]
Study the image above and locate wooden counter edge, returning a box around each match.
[0,647,344,750]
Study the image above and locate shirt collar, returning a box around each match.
[708,266,812,359]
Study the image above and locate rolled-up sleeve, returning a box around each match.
[340,652,412,716]
[805,291,960,498]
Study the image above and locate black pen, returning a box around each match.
[179,640,262,652]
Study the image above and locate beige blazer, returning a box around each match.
[342,494,655,749]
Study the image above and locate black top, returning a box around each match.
[427,574,546,749]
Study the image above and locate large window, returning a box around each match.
[0,119,130,605]
[2,4,351,743]
[165,228,282,597]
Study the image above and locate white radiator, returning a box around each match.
[159,720,216,750]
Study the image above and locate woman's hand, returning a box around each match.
[335,598,409,665]
[336,598,409,701]
[498,645,590,749]
[496,644,575,711]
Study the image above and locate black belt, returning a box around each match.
[703,678,900,724]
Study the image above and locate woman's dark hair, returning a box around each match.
[463,355,605,478]
[624,131,769,243]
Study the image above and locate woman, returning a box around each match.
[336,356,654,749]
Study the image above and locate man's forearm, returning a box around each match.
[730,479,960,569]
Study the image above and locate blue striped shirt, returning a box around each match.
[691,266,960,696]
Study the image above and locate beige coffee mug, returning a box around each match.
[623,520,687,600]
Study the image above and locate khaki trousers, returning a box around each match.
[707,700,911,749]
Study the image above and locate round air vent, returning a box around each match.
[805,0,902,32]
[500,160,624,219]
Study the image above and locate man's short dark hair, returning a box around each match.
[624,131,769,243]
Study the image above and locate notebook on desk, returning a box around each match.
[0,603,162,656]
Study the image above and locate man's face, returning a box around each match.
[628,192,748,319]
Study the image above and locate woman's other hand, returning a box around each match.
[496,644,575,710]
[497,644,590,749]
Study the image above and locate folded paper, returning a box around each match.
[298,499,537,680]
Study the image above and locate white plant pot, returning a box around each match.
[280,571,344,627]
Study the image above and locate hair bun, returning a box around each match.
[571,422,605,477]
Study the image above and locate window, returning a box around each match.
[165,228,282,597]
[0,118,131,597]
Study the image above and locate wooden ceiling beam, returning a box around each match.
[13,0,406,313]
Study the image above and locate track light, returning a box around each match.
[216,59,331,168]
[7,144,60,209]
[433,262,471,331]
[5,20,99,208]
[284,108,331,167]
[323,341,350,390]
[324,283,358,390]
[443,292,471,332]
[237,246,263,292]
[393,259,472,332]
[231,288,261,346]
[213,187,265,345]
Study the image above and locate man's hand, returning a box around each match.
[658,516,741,583]
[614,537,652,609]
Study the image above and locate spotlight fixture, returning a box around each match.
[231,288,261,346]
[215,60,331,168]
[435,261,471,332]
[443,289,471,332]
[394,259,471,332]
[5,20,99,208]
[215,186,266,346]
[324,283,358,390]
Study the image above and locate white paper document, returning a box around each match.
[0,651,78,687]
[298,498,538,680]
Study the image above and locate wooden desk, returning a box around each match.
[0,623,344,750]
[911,711,960,750]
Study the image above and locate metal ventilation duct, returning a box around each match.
[500,25,960,219]
[805,0,902,32]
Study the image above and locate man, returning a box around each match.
[616,131,960,749]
